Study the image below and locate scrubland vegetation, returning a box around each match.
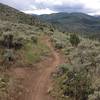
[0,3,100,100]
[0,20,50,67]
[0,17,100,100]
[51,31,100,100]
[0,19,51,99]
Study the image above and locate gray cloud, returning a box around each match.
[0,0,100,15]
[52,4,94,14]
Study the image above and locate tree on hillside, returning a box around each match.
[69,34,80,47]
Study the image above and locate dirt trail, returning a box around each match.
[9,36,62,100]
[30,37,61,100]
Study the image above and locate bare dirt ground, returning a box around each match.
[8,36,63,100]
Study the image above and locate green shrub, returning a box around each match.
[55,64,92,100]
[56,64,71,76]
[13,37,24,50]
[13,40,23,50]
[47,32,54,36]
[3,49,14,62]
[2,33,14,49]
[39,27,44,31]
[0,33,24,50]
[69,34,80,47]
[88,91,100,100]
[50,28,54,32]
[55,42,65,49]
[31,35,38,44]
[0,34,24,63]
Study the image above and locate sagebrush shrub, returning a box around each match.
[3,49,14,62]
[2,33,14,49]
[55,42,65,49]
[31,35,38,44]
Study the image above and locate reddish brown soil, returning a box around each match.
[9,36,63,100]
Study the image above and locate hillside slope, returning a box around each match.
[0,3,39,25]
[39,13,100,39]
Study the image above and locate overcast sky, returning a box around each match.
[0,0,100,15]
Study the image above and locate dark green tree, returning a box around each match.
[69,34,80,47]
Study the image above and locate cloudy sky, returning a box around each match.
[0,0,100,15]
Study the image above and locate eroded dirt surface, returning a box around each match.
[8,36,63,100]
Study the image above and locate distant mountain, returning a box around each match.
[0,3,39,25]
[39,13,100,39]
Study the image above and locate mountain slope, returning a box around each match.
[0,3,38,25]
[39,13,100,39]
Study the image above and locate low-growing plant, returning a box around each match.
[3,49,14,62]
[55,42,65,49]
[88,91,100,100]
[54,64,92,100]
[50,28,54,32]
[0,33,24,50]
[0,33,24,63]
[39,27,44,31]
[13,40,23,50]
[1,33,14,49]
[31,35,38,44]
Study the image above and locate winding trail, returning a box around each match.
[31,37,61,100]
[9,36,62,100]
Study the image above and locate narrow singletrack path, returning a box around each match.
[9,36,62,100]
[31,37,61,100]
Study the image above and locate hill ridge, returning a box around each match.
[38,12,100,39]
[0,3,39,25]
